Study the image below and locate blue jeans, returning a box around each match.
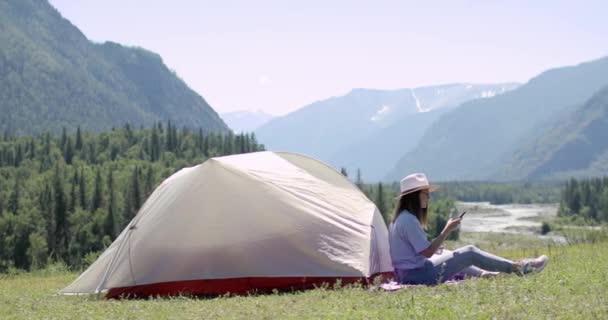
[396,245,514,285]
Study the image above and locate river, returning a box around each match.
[456,201,558,235]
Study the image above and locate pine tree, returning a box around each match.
[203,134,209,157]
[110,143,119,161]
[87,141,97,164]
[173,124,179,153]
[123,188,134,223]
[340,167,348,177]
[142,136,150,161]
[138,143,146,161]
[124,123,134,145]
[105,169,117,238]
[79,167,87,210]
[197,128,204,153]
[151,125,160,161]
[144,165,155,197]
[239,133,246,153]
[569,179,581,214]
[53,165,68,261]
[8,176,21,213]
[6,147,14,167]
[27,138,36,160]
[69,169,78,212]
[166,121,173,152]
[92,168,104,211]
[176,126,186,157]
[249,132,258,146]
[15,143,23,166]
[244,133,251,153]
[75,126,83,151]
[356,169,363,190]
[43,132,51,156]
[375,183,388,223]
[172,124,178,153]
[60,127,67,151]
[64,137,74,165]
[133,166,142,211]
[39,180,54,256]
[224,132,235,154]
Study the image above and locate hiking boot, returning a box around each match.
[530,255,549,273]
[516,255,549,276]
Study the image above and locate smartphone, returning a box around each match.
[459,211,467,218]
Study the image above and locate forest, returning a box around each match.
[559,177,608,223]
[1,125,603,273]
[0,123,263,272]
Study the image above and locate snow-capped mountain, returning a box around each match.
[255,83,519,181]
[387,56,608,181]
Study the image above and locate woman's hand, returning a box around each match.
[442,218,462,235]
[421,218,462,258]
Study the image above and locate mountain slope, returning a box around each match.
[0,0,229,135]
[497,85,608,180]
[328,109,447,182]
[386,57,608,181]
[255,83,518,175]
[220,110,275,133]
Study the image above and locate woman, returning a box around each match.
[389,173,548,285]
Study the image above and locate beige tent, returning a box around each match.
[60,151,392,298]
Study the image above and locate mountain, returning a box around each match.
[386,56,608,182]
[255,83,518,180]
[496,85,608,180]
[220,110,275,133]
[328,109,447,182]
[0,0,229,135]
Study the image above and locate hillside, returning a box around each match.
[497,85,608,180]
[386,56,608,181]
[255,83,517,179]
[0,0,229,135]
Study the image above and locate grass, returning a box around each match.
[1,235,607,319]
[448,231,558,253]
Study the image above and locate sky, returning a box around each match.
[49,0,608,116]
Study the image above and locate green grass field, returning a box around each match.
[1,236,607,319]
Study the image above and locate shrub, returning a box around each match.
[540,222,552,235]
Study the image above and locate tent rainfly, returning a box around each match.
[60,151,393,298]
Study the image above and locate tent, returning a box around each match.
[60,151,393,298]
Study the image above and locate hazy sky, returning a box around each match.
[49,0,608,115]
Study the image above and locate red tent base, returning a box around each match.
[106,272,394,299]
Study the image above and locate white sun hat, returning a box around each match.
[399,173,439,196]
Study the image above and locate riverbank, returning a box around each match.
[456,202,558,234]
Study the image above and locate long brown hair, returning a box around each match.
[392,190,428,227]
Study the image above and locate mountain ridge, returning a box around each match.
[496,85,608,180]
[0,0,229,135]
[220,110,275,133]
[255,83,518,181]
[386,56,608,181]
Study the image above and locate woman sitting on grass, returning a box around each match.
[389,173,548,285]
